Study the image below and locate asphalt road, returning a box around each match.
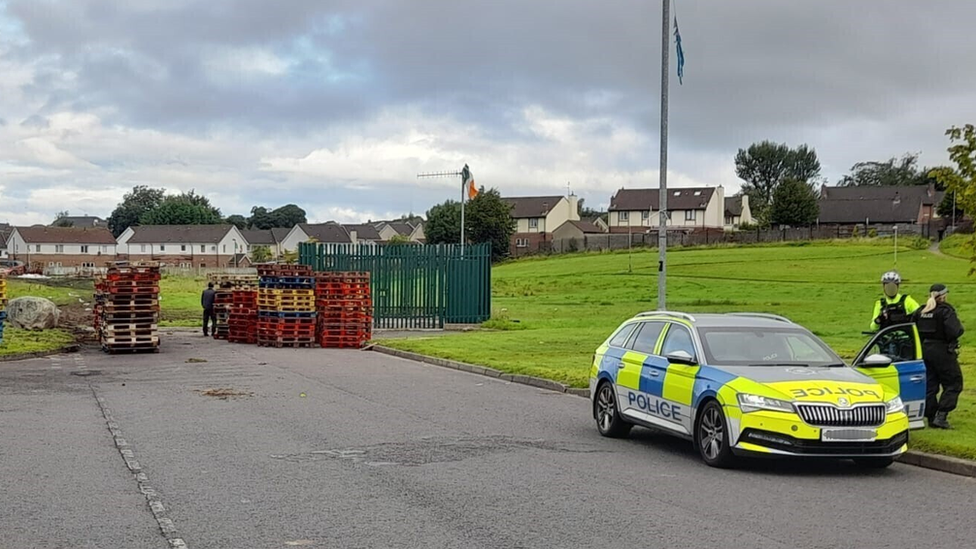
[2,331,974,549]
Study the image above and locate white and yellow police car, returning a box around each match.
[590,311,927,468]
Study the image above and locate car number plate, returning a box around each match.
[821,428,877,442]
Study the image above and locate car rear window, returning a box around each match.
[609,324,636,348]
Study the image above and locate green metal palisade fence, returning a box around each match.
[299,242,491,329]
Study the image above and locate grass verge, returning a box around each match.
[379,239,976,460]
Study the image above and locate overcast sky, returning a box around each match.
[1,0,974,225]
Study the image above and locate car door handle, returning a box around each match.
[910,375,925,382]
[648,370,661,377]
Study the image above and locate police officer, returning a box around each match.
[870,271,920,331]
[913,284,965,429]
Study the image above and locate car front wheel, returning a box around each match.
[595,382,631,438]
[696,400,736,468]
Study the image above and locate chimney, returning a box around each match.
[568,194,580,221]
[741,194,749,209]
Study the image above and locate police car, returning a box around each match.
[590,311,927,468]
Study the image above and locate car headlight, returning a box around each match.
[885,396,905,414]
[737,393,794,413]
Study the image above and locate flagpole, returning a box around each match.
[460,172,465,256]
[657,0,670,310]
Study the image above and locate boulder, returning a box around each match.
[6,297,61,330]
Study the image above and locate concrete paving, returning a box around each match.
[2,332,974,548]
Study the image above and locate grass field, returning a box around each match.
[0,275,207,356]
[379,239,976,460]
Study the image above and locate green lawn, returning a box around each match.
[0,327,76,357]
[379,239,976,460]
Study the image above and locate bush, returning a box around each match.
[852,225,861,238]
[868,228,878,238]
[738,221,759,231]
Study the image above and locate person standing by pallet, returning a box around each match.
[202,281,217,337]
[913,283,965,429]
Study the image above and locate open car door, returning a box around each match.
[854,323,927,429]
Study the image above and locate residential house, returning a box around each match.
[7,226,118,270]
[552,220,608,242]
[502,195,580,254]
[241,228,291,259]
[375,220,426,242]
[0,223,11,258]
[280,222,361,253]
[724,195,754,230]
[607,186,725,232]
[582,216,609,232]
[817,184,943,229]
[117,225,248,268]
[343,224,383,243]
[50,215,108,228]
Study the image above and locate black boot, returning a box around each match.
[931,412,951,429]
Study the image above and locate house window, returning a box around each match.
[101,246,107,253]
[211,246,217,252]
[181,244,187,252]
[201,245,206,253]
[673,191,681,196]
[141,244,147,253]
[693,190,702,196]
[619,211,629,222]
[516,238,529,248]
[685,210,697,221]
[223,245,227,253]
[528,218,539,229]
[160,245,166,252]
[48,262,55,267]
[55,245,64,253]
[82,262,95,268]
[725,216,734,225]
[81,245,89,253]
[642,211,650,220]
[35,244,41,253]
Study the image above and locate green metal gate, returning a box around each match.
[299,242,491,329]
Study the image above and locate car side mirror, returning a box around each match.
[666,350,697,366]
[858,353,893,368]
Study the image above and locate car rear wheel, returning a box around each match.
[595,382,631,438]
[696,400,736,468]
[852,457,894,469]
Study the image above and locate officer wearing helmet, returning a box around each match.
[913,284,965,429]
[870,271,920,331]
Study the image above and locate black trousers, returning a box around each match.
[203,307,216,335]
[922,341,964,416]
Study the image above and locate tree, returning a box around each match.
[387,234,412,246]
[933,125,976,271]
[107,185,166,237]
[251,245,272,263]
[735,141,821,226]
[937,189,964,220]
[248,206,276,229]
[140,190,222,225]
[224,215,247,230]
[578,198,605,220]
[270,204,307,228]
[770,178,819,227]
[465,188,516,262]
[425,200,462,245]
[839,153,930,187]
[53,211,73,227]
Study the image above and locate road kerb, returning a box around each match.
[369,345,976,478]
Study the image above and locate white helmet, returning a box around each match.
[881,271,901,285]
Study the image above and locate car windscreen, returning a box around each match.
[697,327,843,367]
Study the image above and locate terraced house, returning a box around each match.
[116,225,249,268]
[502,195,580,255]
[6,226,118,271]
[607,186,726,232]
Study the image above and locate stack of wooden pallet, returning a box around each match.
[207,273,257,340]
[227,288,258,344]
[256,265,316,348]
[95,263,161,354]
[0,272,7,346]
[316,272,373,349]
